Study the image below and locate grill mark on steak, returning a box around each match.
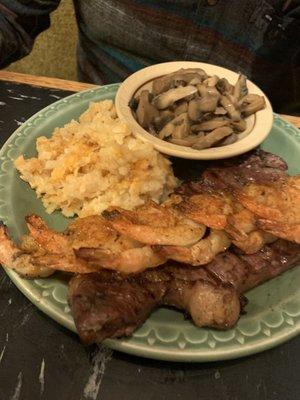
[69,240,300,344]
[69,271,166,344]
[175,149,288,196]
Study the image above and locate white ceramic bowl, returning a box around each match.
[115,61,273,160]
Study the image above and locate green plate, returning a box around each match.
[0,84,299,362]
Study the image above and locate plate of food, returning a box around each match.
[0,77,299,362]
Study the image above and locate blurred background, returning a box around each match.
[5,0,78,81]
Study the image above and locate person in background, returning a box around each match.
[0,0,299,115]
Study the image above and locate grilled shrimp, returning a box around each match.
[25,214,166,273]
[0,224,54,278]
[102,201,206,246]
[75,246,166,274]
[158,229,231,266]
[176,193,233,229]
[236,176,300,243]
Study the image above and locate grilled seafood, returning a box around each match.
[175,190,278,253]
[102,202,206,246]
[158,229,231,266]
[0,224,54,278]
[25,215,166,274]
[175,192,232,230]
[171,149,297,252]
[236,176,300,243]
[0,215,166,276]
[75,246,165,274]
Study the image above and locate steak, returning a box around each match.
[69,240,300,344]
[175,149,288,195]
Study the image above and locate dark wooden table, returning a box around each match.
[0,73,299,400]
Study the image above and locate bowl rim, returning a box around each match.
[115,61,273,160]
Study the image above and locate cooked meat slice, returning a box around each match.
[69,271,166,344]
[236,239,300,292]
[69,240,300,343]
[102,202,206,246]
[206,240,300,292]
[164,280,241,330]
[175,149,288,193]
[201,150,287,191]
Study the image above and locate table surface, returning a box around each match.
[0,71,299,400]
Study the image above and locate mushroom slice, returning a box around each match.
[188,76,204,85]
[191,118,229,132]
[205,86,220,97]
[152,75,174,96]
[188,98,203,121]
[233,74,248,102]
[158,113,190,139]
[172,113,190,139]
[203,75,219,87]
[153,111,174,131]
[196,95,219,113]
[196,84,220,112]
[169,133,205,147]
[161,109,175,118]
[192,127,233,150]
[216,78,234,95]
[220,95,241,121]
[176,68,208,77]
[230,119,247,132]
[153,86,197,110]
[214,107,227,115]
[241,94,266,116]
[173,101,188,116]
[174,74,203,87]
[173,68,208,86]
[152,68,208,95]
[135,90,159,129]
[158,120,175,139]
[217,133,238,146]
